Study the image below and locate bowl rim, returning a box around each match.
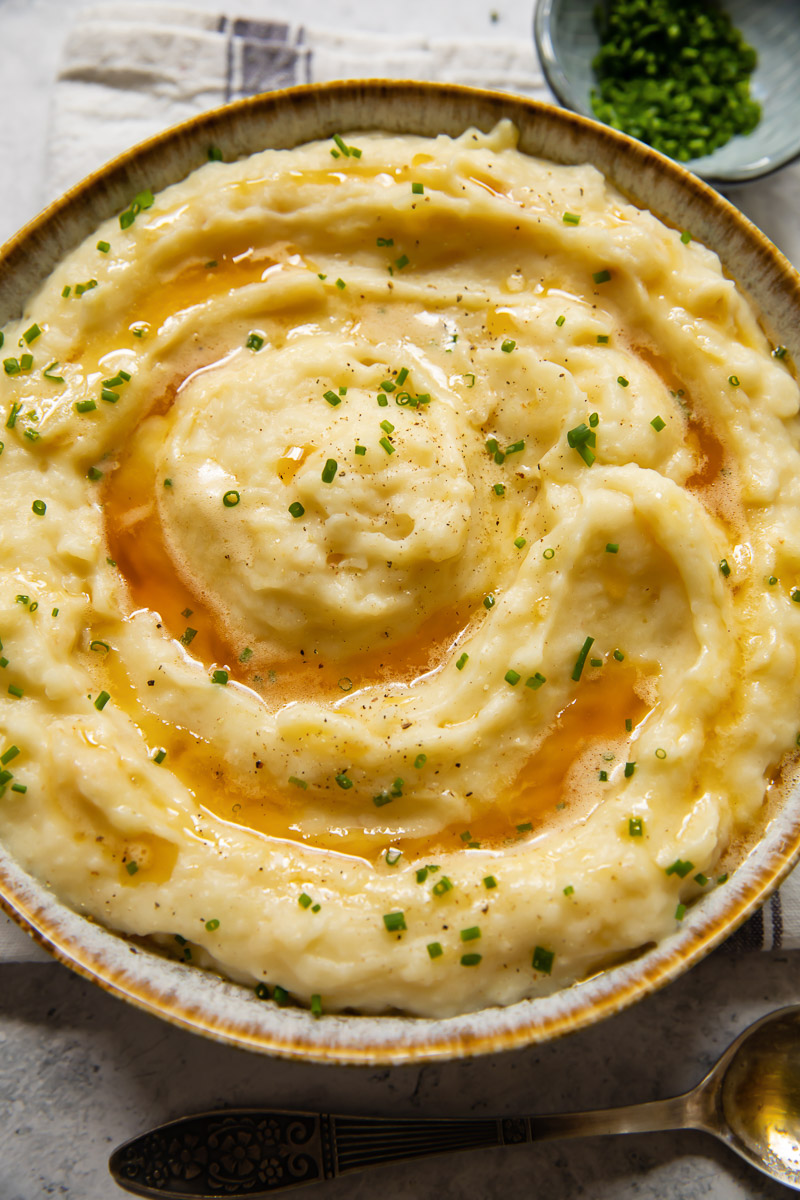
[2,77,799,1065]
[532,0,800,186]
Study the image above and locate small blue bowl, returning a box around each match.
[534,0,800,185]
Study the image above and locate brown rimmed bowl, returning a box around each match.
[1,79,799,1066]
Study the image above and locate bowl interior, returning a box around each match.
[2,79,800,1064]
[534,0,800,184]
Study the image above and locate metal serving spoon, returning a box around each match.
[110,1005,800,1197]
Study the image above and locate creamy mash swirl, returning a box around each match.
[1,122,799,1017]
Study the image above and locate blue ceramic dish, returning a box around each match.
[534,0,800,184]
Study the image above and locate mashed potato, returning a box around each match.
[0,121,798,1017]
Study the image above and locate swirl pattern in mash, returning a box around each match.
[0,122,799,1017]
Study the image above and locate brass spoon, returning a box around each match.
[110,1005,800,1197]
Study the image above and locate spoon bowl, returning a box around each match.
[110,1006,800,1196]
[534,0,800,184]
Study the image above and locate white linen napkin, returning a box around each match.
[3,4,798,961]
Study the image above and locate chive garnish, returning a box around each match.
[298,893,313,908]
[525,673,546,689]
[288,501,305,518]
[1,746,19,765]
[246,332,264,351]
[126,861,138,876]
[514,536,526,549]
[355,444,366,455]
[310,995,322,1018]
[460,954,482,966]
[43,363,64,383]
[493,483,505,496]
[597,334,609,344]
[75,400,96,413]
[377,237,394,247]
[94,691,110,710]
[323,389,340,406]
[624,762,636,777]
[380,419,395,434]
[411,182,424,195]
[628,817,643,836]
[613,649,625,661]
[211,669,228,685]
[719,559,731,577]
[665,858,694,878]
[455,652,468,670]
[335,278,346,289]
[427,942,443,959]
[532,945,554,974]
[373,792,392,807]
[483,594,495,610]
[592,269,611,284]
[625,718,633,731]
[556,315,566,327]
[680,231,692,244]
[335,772,353,790]
[501,339,516,353]
[728,375,740,387]
[651,415,666,432]
[694,873,709,886]
[543,548,555,560]
[572,636,594,681]
[321,459,338,482]
[255,983,270,1000]
[180,628,197,646]
[414,753,427,769]
[10,783,26,794]
[8,685,23,698]
[383,911,406,932]
[96,241,110,253]
[385,848,402,866]
[504,669,521,685]
[90,640,110,653]
[205,918,220,931]
[394,255,409,270]
[23,324,41,345]
[153,749,167,764]
[288,776,308,789]
[379,437,395,455]
[606,543,619,553]
[562,212,581,225]
[432,876,453,896]
[599,770,608,782]
[31,500,46,516]
[222,490,240,507]
[564,885,575,896]
[460,926,481,942]
[617,376,629,387]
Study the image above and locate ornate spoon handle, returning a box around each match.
[110,1098,690,1197]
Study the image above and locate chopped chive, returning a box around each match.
[377,237,394,247]
[680,230,692,244]
[501,339,516,353]
[339,386,347,396]
[90,640,110,654]
[62,286,71,298]
[504,669,521,685]
[728,375,740,387]
[8,685,23,698]
[493,483,505,496]
[514,536,526,549]
[332,133,350,156]
[571,635,594,681]
[101,389,119,404]
[380,381,396,393]
[3,360,20,377]
[617,376,629,387]
[532,946,554,974]
[355,444,366,455]
[564,885,575,896]
[288,776,308,789]
[592,269,611,284]
[562,212,581,225]
[719,558,731,577]
[543,548,555,560]
[525,672,546,689]
[606,543,619,554]
[625,718,633,731]
[665,858,694,878]
[19,354,32,371]
[768,576,778,585]
[383,911,406,932]
[624,762,636,777]
[380,419,395,434]
[411,182,424,195]
[459,830,472,843]
[483,875,498,890]
[10,783,26,794]
[427,941,443,959]
[311,903,321,912]
[310,994,322,1018]
[246,331,264,351]
[273,985,290,1006]
[205,918,220,931]
[379,437,395,455]
[254,982,270,1001]
[321,459,338,482]
[288,501,305,518]
[338,677,353,692]
[394,255,409,270]
[152,748,167,764]
[414,753,427,769]
[396,367,409,385]
[455,652,468,670]
[31,500,46,516]
[335,772,353,790]
[23,324,41,345]
[385,848,402,866]
[335,278,346,290]
[96,241,110,253]
[717,873,729,884]
[0,746,18,765]
[505,439,525,455]
[651,415,666,432]
[556,315,566,327]
[126,861,138,876]
[211,669,228,685]
[222,490,240,507]
[372,791,392,807]
[516,821,533,833]
[675,903,687,920]
[298,893,313,908]
[628,816,643,836]
[377,394,389,407]
[613,649,625,662]
[773,346,787,359]
[460,926,481,942]
[180,628,197,646]
[655,747,667,759]
[432,876,453,896]
[94,691,110,710]
[694,872,709,886]
[459,952,482,967]
[43,363,64,382]
[599,769,608,781]
[323,389,340,406]
[483,594,495,610]
[75,400,96,413]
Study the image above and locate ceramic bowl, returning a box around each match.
[534,0,800,185]
[1,80,800,1065]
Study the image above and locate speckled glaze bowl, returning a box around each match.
[1,81,799,1065]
